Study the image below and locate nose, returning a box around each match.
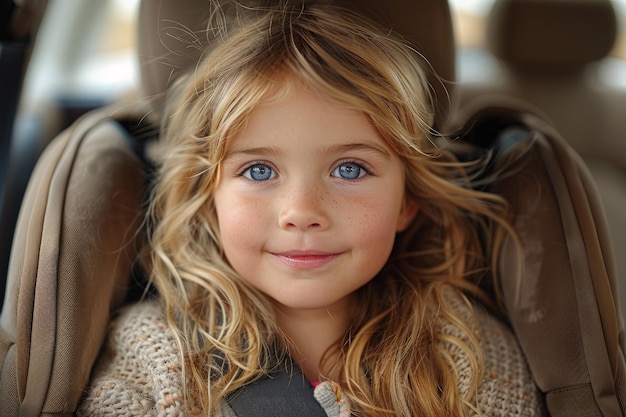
[278,182,330,231]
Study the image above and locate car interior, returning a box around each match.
[0,0,625,416]
[458,0,626,309]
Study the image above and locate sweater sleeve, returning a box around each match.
[442,291,546,417]
[77,301,187,417]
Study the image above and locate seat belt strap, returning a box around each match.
[227,363,327,417]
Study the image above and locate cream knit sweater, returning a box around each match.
[78,296,544,416]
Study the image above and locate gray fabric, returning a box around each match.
[227,362,327,417]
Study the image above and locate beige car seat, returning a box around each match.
[459,0,626,302]
[137,0,457,129]
[0,0,624,416]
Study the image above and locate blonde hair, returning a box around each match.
[144,4,514,416]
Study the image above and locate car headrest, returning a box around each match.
[487,0,618,74]
[136,0,456,128]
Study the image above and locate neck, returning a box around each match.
[274,299,353,382]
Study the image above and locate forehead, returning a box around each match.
[223,73,366,137]
[228,80,384,150]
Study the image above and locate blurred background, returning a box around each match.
[15,0,626,122]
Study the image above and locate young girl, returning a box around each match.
[79,4,543,416]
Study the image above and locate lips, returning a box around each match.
[268,250,342,270]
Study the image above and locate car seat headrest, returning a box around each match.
[136,0,456,128]
[487,0,618,74]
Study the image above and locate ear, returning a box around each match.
[396,198,419,232]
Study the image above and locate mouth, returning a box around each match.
[268,250,342,270]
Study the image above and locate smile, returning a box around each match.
[268,251,342,270]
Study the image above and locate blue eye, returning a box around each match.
[332,162,367,180]
[243,164,276,181]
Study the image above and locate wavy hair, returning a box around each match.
[144,4,515,416]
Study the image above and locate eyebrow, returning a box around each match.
[226,141,392,159]
[322,142,392,159]
[226,146,283,158]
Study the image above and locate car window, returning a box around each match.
[21,0,140,107]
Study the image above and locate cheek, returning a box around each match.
[214,194,268,262]
[357,212,399,250]
[346,198,402,269]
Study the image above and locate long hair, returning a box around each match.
[144,4,515,416]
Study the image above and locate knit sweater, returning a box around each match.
[78,297,544,416]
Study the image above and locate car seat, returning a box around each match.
[458,0,626,304]
[453,95,625,416]
[0,1,624,416]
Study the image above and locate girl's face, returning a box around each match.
[213,81,418,316]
